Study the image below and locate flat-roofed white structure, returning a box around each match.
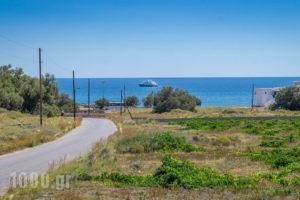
[253,87,282,107]
[294,81,300,87]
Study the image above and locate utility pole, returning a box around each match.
[39,48,43,126]
[88,78,90,116]
[101,81,105,99]
[251,84,254,110]
[123,84,126,112]
[120,89,123,116]
[123,84,126,100]
[72,70,76,122]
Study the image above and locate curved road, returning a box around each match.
[0,118,117,195]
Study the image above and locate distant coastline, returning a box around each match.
[56,77,300,107]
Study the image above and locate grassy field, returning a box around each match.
[126,107,300,120]
[3,107,300,199]
[0,108,82,155]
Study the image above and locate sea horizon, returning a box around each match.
[56,77,300,107]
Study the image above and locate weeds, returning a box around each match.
[248,147,300,168]
[76,155,256,189]
[173,119,300,136]
[116,132,201,153]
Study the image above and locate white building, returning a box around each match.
[294,81,300,88]
[253,81,300,107]
[253,87,282,107]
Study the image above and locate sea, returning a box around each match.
[56,77,300,107]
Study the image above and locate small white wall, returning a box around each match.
[253,88,277,107]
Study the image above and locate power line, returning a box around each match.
[0,50,36,63]
[43,52,71,72]
[0,33,36,50]
[0,33,72,76]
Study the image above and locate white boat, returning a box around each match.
[139,80,158,87]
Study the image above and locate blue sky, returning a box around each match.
[0,0,299,78]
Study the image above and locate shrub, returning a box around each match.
[95,98,109,109]
[116,132,199,153]
[143,92,154,108]
[43,103,60,117]
[57,93,77,112]
[76,156,255,189]
[124,96,139,107]
[270,86,300,111]
[154,155,254,189]
[98,172,155,186]
[248,148,300,168]
[143,86,201,113]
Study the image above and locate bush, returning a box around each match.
[57,93,77,112]
[116,132,199,153]
[75,156,255,189]
[154,155,254,189]
[270,86,300,111]
[98,172,155,186]
[95,98,109,109]
[124,96,139,107]
[248,148,300,168]
[43,103,60,117]
[143,86,201,113]
[143,92,154,108]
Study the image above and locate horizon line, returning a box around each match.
[54,76,300,79]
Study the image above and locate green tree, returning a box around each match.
[57,93,76,113]
[124,96,139,107]
[144,86,201,113]
[95,98,109,109]
[143,92,155,108]
[0,65,78,116]
[271,86,300,111]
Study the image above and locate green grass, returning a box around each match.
[116,132,202,153]
[248,147,300,168]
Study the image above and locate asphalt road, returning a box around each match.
[0,118,117,195]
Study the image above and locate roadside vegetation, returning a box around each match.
[0,65,76,116]
[143,86,201,113]
[270,86,300,111]
[0,108,81,155]
[95,98,110,109]
[124,96,139,107]
[6,107,300,199]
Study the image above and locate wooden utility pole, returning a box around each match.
[88,78,90,116]
[123,84,126,100]
[39,48,43,126]
[120,89,123,116]
[251,84,254,110]
[123,84,126,112]
[72,70,76,122]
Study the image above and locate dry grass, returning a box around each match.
[4,107,300,199]
[114,107,300,120]
[0,108,82,155]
